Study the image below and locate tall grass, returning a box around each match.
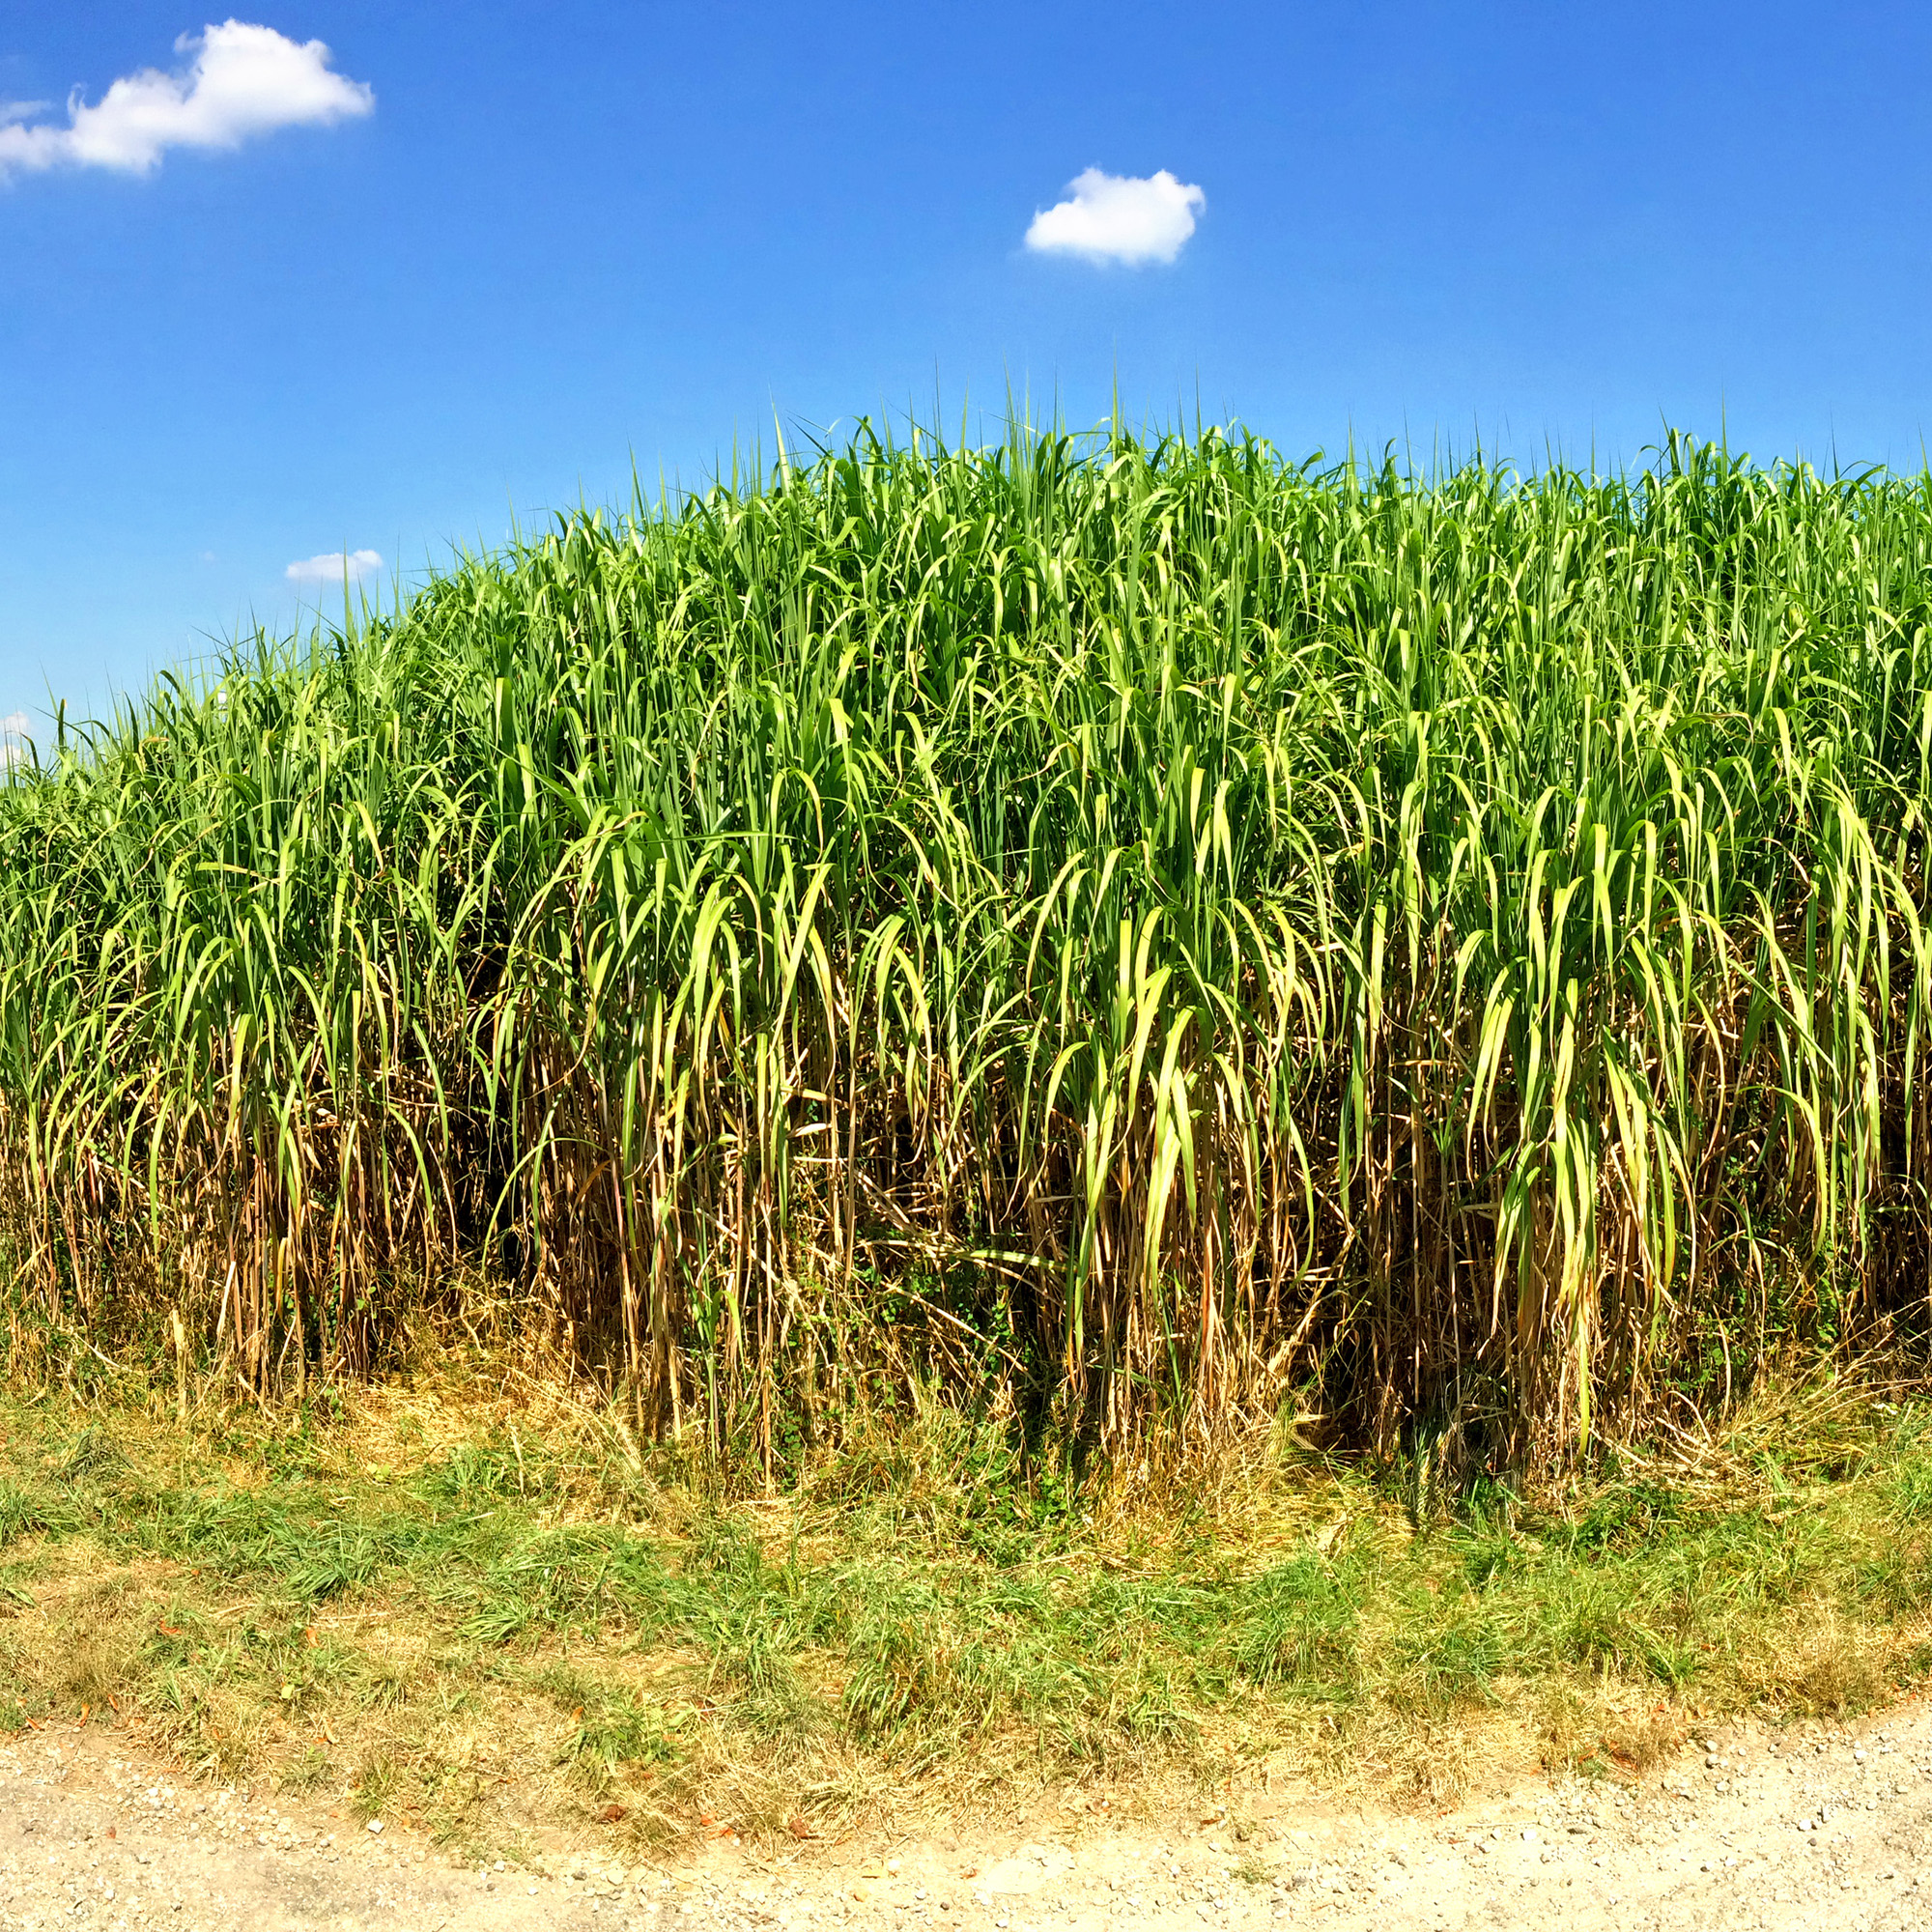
[4,421,1931,1460]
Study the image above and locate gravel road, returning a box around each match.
[3,1702,1930,1932]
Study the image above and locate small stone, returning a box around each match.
[365,1820,383,1835]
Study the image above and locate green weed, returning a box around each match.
[0,1361,1930,1832]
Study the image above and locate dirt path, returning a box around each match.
[3,1703,1930,1932]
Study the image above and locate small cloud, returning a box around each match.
[0,21,372,182]
[1,710,31,771]
[1024,167,1206,267]
[287,548,383,586]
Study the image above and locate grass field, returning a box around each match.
[6,420,1932,1468]
[3,1343,1930,1844]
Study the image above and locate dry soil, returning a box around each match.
[4,1702,1931,1932]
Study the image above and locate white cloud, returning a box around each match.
[0,710,31,772]
[1024,167,1206,267]
[0,21,372,181]
[287,548,383,587]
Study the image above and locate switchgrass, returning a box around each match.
[6,421,1932,1456]
[1,1354,1930,1840]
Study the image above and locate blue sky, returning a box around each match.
[5,2,1932,730]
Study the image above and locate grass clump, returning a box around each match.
[9,420,1932,1458]
[1,1351,1931,1843]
